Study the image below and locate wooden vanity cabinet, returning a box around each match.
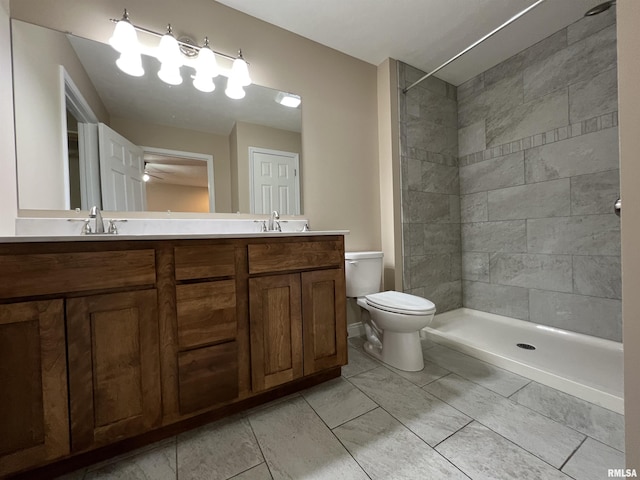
[0,300,69,477]
[66,289,162,452]
[249,273,304,391]
[248,238,347,393]
[0,236,346,478]
[172,243,244,416]
[301,268,347,375]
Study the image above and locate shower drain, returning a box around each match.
[516,343,536,350]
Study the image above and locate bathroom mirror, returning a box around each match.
[11,19,303,214]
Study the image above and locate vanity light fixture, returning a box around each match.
[108,9,144,77]
[156,24,183,86]
[109,9,252,98]
[192,37,218,93]
[225,79,246,99]
[275,92,301,108]
[230,49,251,87]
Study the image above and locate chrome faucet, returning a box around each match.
[89,206,105,233]
[268,210,281,232]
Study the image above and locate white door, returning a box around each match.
[249,147,300,215]
[98,123,146,211]
[77,123,101,210]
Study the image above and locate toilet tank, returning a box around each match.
[345,251,383,297]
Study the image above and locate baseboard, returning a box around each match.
[348,322,365,338]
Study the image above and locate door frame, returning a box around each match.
[248,147,300,215]
[60,66,99,210]
[142,146,216,213]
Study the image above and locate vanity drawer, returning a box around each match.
[176,280,237,349]
[178,341,239,414]
[0,250,156,298]
[248,239,343,274]
[174,245,236,280]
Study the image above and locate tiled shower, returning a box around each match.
[400,9,621,342]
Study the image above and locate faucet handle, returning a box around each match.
[82,219,92,235]
[254,219,268,232]
[107,219,127,234]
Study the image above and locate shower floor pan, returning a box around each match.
[423,308,624,414]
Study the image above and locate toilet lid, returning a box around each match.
[365,291,436,315]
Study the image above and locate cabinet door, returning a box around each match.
[67,290,161,451]
[178,342,239,414]
[249,274,303,392]
[302,269,347,375]
[0,300,69,477]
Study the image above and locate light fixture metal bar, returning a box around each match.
[402,0,546,93]
[109,18,239,62]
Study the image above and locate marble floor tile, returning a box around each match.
[348,336,367,349]
[301,377,377,428]
[436,421,570,480]
[54,469,87,480]
[382,359,450,387]
[424,374,585,468]
[562,438,625,480]
[82,438,176,477]
[510,381,625,452]
[84,442,177,480]
[341,345,380,378]
[423,344,531,396]
[349,367,471,446]
[230,463,273,480]
[248,396,368,480]
[177,416,263,480]
[333,407,468,480]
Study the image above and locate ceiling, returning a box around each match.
[215,0,610,86]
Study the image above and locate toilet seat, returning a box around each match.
[365,291,436,316]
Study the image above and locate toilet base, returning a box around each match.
[363,330,424,372]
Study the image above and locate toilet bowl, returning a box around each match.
[345,252,436,372]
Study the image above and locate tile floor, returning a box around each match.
[58,337,625,480]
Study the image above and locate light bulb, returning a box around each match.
[116,51,144,77]
[195,41,218,78]
[158,64,183,85]
[143,173,150,182]
[230,50,251,87]
[193,75,215,93]
[157,26,182,68]
[109,12,138,53]
[225,78,245,99]
[193,40,218,93]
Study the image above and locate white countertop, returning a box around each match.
[8,217,348,243]
[0,230,349,244]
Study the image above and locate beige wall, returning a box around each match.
[146,182,209,213]
[10,0,381,251]
[231,121,302,213]
[377,58,402,291]
[110,116,231,213]
[229,124,239,213]
[13,20,108,210]
[619,0,640,469]
[0,0,16,234]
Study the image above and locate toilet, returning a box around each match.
[345,251,436,372]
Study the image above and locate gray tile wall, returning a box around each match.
[457,10,621,341]
[399,63,461,312]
